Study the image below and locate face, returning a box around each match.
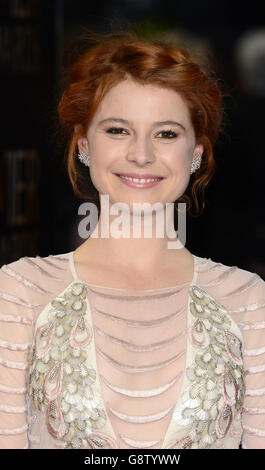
[77,79,203,213]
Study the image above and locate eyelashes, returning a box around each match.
[106,127,128,135]
[156,130,178,139]
[105,127,178,139]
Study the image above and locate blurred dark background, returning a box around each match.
[0,0,264,279]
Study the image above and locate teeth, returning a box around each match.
[119,175,161,183]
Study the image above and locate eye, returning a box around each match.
[106,127,128,135]
[156,130,178,139]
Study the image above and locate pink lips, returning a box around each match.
[115,173,164,189]
[115,173,163,179]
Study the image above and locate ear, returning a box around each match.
[74,124,90,155]
[193,143,204,157]
[77,137,90,155]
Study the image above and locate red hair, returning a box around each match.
[58,30,223,216]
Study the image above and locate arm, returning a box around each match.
[242,275,265,448]
[0,261,36,449]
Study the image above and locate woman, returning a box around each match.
[0,31,264,450]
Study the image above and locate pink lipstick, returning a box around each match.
[115,173,164,189]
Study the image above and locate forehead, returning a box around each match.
[93,79,191,124]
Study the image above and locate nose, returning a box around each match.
[126,134,155,166]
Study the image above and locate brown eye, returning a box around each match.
[157,130,178,139]
[106,127,128,135]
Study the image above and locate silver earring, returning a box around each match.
[190,154,202,174]
[78,149,90,167]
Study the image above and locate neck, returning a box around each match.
[85,203,186,273]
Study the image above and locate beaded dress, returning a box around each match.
[0,251,265,449]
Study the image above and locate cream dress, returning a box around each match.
[0,251,264,449]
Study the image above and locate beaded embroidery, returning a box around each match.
[170,285,245,449]
[27,282,118,449]
[27,281,245,449]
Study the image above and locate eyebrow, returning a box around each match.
[98,117,186,131]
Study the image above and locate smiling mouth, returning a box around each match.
[115,174,164,183]
[114,173,165,189]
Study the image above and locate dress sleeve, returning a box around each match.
[242,274,265,448]
[0,261,35,449]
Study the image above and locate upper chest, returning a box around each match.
[72,250,195,290]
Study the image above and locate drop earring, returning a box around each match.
[190,154,202,174]
[78,149,90,167]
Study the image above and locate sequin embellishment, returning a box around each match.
[28,282,117,449]
[171,286,245,449]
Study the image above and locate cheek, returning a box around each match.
[161,145,192,174]
[88,142,116,190]
[92,137,123,166]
